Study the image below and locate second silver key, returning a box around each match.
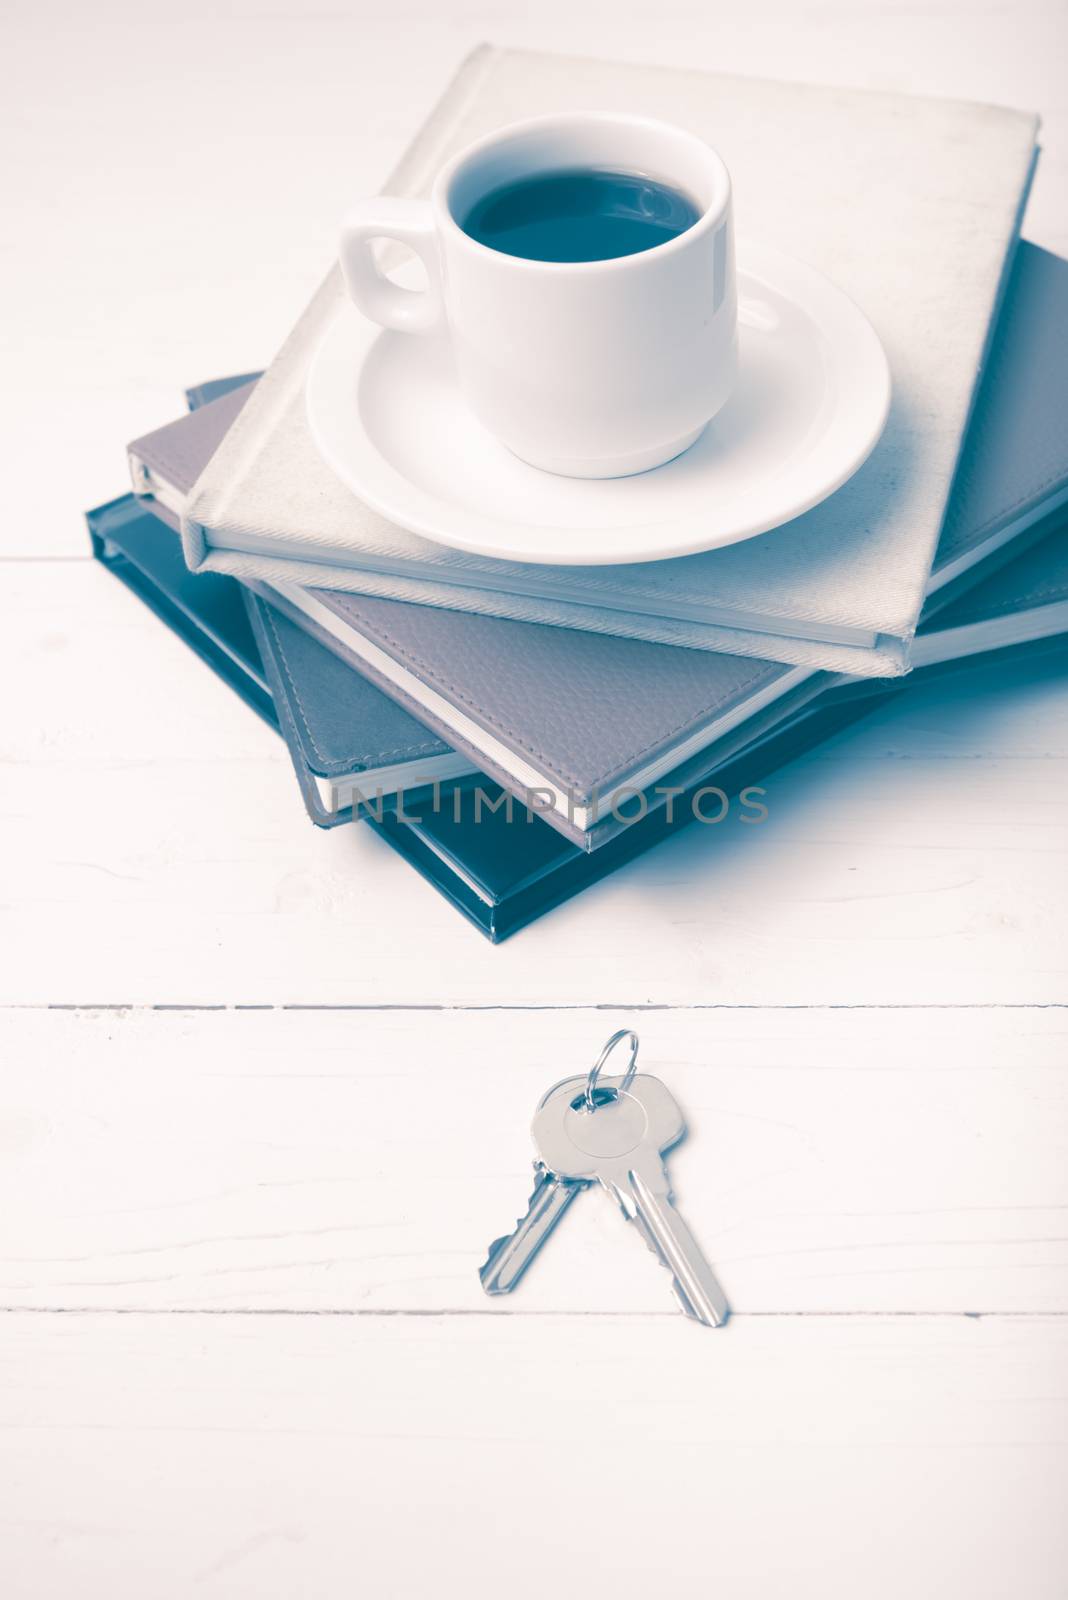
[533,1072,729,1328]
[479,1166,584,1295]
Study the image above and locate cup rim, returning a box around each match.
[432,110,732,274]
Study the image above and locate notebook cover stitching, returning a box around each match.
[944,580,1068,623]
[957,467,1068,547]
[260,602,446,769]
[329,598,782,792]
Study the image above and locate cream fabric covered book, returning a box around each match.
[182,47,1039,677]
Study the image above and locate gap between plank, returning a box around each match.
[15,1002,1068,1014]
[0,1307,1061,1320]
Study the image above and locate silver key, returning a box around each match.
[533,1071,729,1328]
[479,1165,586,1296]
[479,1033,637,1296]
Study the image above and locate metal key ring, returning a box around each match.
[583,1029,640,1112]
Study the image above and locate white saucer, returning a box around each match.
[306,240,890,567]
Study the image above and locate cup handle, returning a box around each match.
[339,198,443,335]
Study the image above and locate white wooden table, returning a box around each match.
[2,3,1067,1595]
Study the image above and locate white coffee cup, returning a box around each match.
[339,113,737,479]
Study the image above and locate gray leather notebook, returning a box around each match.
[176,46,1040,677]
[129,385,475,820]
[264,581,819,846]
[243,600,474,824]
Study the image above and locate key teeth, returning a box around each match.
[479,1171,585,1298]
[478,1224,523,1286]
[479,1185,549,1277]
[478,1219,531,1287]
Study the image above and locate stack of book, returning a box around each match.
[90,48,1068,940]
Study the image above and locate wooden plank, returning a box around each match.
[2,562,1066,1005]
[0,1310,1064,1598]
[2,1007,1065,1314]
